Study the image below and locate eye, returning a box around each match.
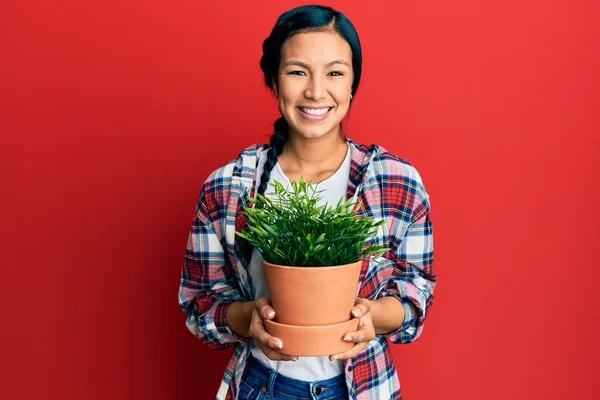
[288,71,307,76]
[328,71,344,77]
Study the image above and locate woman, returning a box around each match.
[179,5,436,400]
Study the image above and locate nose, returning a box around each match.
[304,75,326,101]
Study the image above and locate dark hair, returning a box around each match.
[257,5,363,196]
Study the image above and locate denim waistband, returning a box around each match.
[242,353,348,399]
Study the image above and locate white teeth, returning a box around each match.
[301,107,330,116]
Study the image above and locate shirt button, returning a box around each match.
[348,365,353,372]
[261,387,267,393]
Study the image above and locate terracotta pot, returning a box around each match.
[264,318,359,356]
[263,260,362,356]
[264,260,362,325]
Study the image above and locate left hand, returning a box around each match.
[329,298,376,361]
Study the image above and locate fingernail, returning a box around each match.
[266,311,275,318]
[343,335,352,342]
[351,310,358,317]
[293,357,299,362]
[276,341,283,349]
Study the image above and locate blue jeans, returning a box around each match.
[238,354,349,400]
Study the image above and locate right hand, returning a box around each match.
[249,297,298,361]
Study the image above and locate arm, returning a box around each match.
[376,193,436,344]
[370,296,406,335]
[330,188,435,360]
[178,181,251,351]
[225,300,254,339]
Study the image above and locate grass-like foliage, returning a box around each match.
[236,177,388,267]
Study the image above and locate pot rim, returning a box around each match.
[263,259,364,271]
[265,317,359,330]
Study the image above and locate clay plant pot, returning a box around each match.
[263,260,362,356]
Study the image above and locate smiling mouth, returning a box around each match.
[298,107,333,116]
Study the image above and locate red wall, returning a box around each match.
[2,0,599,399]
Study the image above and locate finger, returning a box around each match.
[248,312,272,343]
[351,298,370,318]
[249,320,297,361]
[254,296,271,311]
[342,328,372,344]
[262,347,299,362]
[329,342,369,362]
[253,325,284,351]
[255,297,276,319]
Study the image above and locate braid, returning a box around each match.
[258,117,288,196]
[239,117,288,264]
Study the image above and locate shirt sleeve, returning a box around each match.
[376,191,436,345]
[178,181,251,351]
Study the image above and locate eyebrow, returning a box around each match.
[283,59,350,68]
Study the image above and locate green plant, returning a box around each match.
[236,177,388,267]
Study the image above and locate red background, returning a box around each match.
[2,0,599,399]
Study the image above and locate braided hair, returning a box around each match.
[257,117,288,196]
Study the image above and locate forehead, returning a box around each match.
[280,31,352,65]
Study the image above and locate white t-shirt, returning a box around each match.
[248,144,352,381]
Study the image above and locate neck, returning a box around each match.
[282,128,347,168]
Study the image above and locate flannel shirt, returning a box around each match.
[178,139,436,399]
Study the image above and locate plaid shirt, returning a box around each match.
[179,139,436,399]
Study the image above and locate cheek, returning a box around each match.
[333,85,353,104]
[334,92,352,110]
[279,98,295,115]
[278,90,297,111]
[278,77,302,99]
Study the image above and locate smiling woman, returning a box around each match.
[178,4,436,400]
[276,32,353,134]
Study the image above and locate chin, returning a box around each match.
[292,124,338,140]
[297,132,330,140]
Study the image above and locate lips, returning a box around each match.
[299,107,332,116]
[296,106,333,121]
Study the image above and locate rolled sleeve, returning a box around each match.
[377,290,420,344]
[184,296,250,350]
[179,182,250,351]
[376,192,436,345]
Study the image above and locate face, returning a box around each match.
[274,30,354,140]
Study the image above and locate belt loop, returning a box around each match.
[267,369,277,397]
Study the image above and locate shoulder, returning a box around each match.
[202,143,265,190]
[361,142,431,217]
[373,145,426,188]
[197,143,266,215]
[349,139,420,179]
